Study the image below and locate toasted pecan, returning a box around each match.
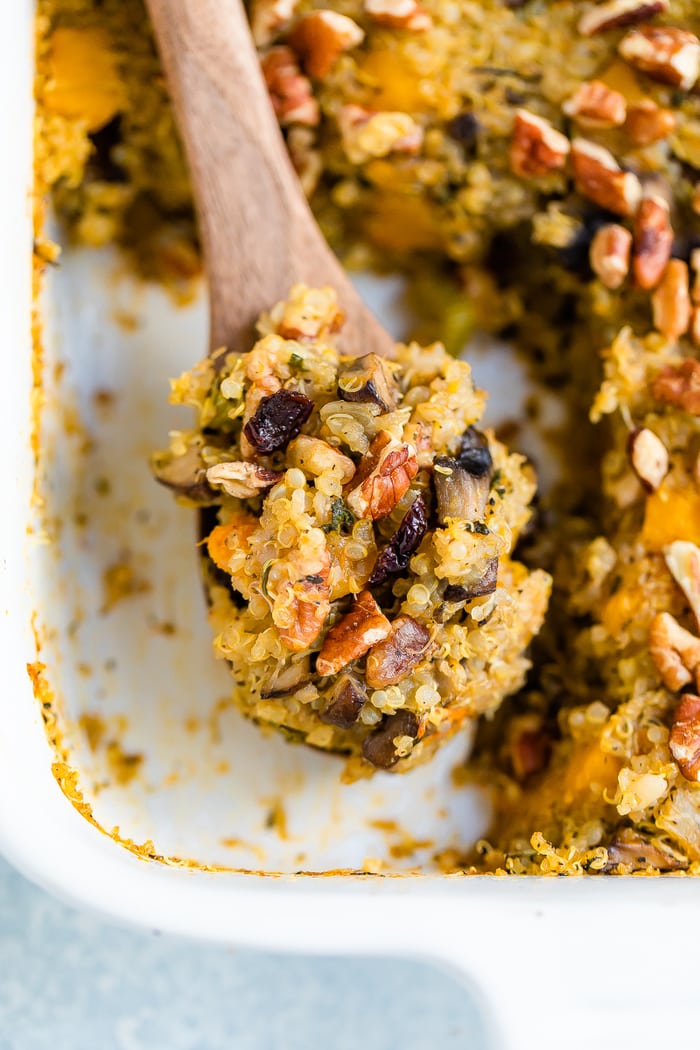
[589,223,632,289]
[633,194,673,290]
[288,10,364,80]
[627,427,669,492]
[651,259,691,341]
[670,692,700,782]
[562,80,627,128]
[653,359,700,413]
[316,590,391,676]
[345,431,418,520]
[618,25,700,90]
[649,611,700,692]
[571,139,641,217]
[510,109,570,178]
[578,0,668,36]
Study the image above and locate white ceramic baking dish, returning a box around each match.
[3,5,700,1048]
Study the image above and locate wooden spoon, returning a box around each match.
[145,0,394,358]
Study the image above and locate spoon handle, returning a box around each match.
[145,0,391,357]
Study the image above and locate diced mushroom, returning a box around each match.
[243,388,314,454]
[365,616,434,688]
[206,460,283,499]
[368,495,428,586]
[362,709,419,769]
[602,827,685,872]
[442,558,499,603]
[319,673,367,728]
[458,427,494,476]
[337,353,400,412]
[316,590,391,677]
[152,445,216,503]
[260,658,311,698]
[433,456,490,524]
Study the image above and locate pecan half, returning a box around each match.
[319,672,367,728]
[618,25,700,90]
[510,109,570,178]
[578,0,668,36]
[345,431,419,520]
[261,46,319,127]
[627,427,668,492]
[365,616,434,688]
[316,590,391,677]
[288,10,364,80]
[589,223,632,289]
[625,99,676,146]
[670,692,700,782]
[653,359,700,414]
[562,80,627,128]
[571,138,641,217]
[664,541,700,630]
[632,194,672,290]
[362,709,419,769]
[651,259,691,341]
[649,611,700,691]
[364,0,432,30]
[205,461,283,499]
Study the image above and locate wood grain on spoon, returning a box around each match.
[145,0,394,358]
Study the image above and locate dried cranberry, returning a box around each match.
[458,428,493,477]
[368,495,428,586]
[243,389,314,454]
[446,111,479,150]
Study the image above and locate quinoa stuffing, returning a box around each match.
[32,0,700,869]
[153,284,550,777]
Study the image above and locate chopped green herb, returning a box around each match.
[289,352,304,369]
[322,498,356,534]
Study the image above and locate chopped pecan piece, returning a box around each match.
[243,389,314,454]
[316,590,391,677]
[627,427,668,492]
[692,307,700,348]
[603,827,685,872]
[562,80,627,128]
[618,26,700,90]
[364,0,432,30]
[338,353,399,412]
[274,549,332,653]
[288,435,356,484]
[250,0,298,46]
[653,359,700,414]
[632,194,672,290]
[433,456,490,524]
[510,109,570,178]
[651,259,691,341]
[589,223,632,289]
[649,611,700,691]
[578,0,668,36]
[345,431,418,520]
[442,558,499,603]
[261,46,319,127]
[288,10,364,80]
[205,461,283,499]
[320,673,367,728]
[670,692,700,782]
[571,139,641,217]
[368,495,428,586]
[664,541,700,630]
[625,99,676,146]
[365,616,434,688]
[362,709,419,769]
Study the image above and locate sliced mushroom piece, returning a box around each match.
[260,658,311,699]
[602,828,686,873]
[366,616,434,688]
[442,558,499,603]
[152,445,216,504]
[433,456,491,524]
[362,709,419,769]
[458,427,493,477]
[319,673,367,728]
[337,353,399,412]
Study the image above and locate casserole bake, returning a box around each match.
[3,4,700,1048]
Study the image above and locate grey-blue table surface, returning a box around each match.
[0,855,490,1049]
